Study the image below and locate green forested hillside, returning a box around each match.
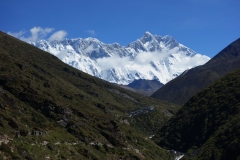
[153,70,240,160]
[0,31,179,159]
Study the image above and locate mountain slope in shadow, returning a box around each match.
[151,38,240,105]
[153,70,240,160]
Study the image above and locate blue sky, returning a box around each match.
[1,0,240,58]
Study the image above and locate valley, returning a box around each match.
[1,30,240,160]
[0,31,178,159]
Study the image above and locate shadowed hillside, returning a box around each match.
[153,70,240,160]
[151,38,240,105]
[119,79,164,96]
[0,31,179,159]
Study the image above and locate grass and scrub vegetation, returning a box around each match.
[154,70,240,160]
[0,31,179,159]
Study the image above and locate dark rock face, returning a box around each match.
[151,38,240,105]
[120,79,164,96]
[8,120,19,129]
[128,79,163,91]
[0,118,4,127]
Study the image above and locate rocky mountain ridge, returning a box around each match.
[30,32,210,85]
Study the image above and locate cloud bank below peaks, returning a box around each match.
[7,27,67,42]
[96,51,210,75]
[96,51,171,70]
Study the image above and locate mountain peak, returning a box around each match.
[31,32,210,85]
[140,31,156,44]
[144,31,153,36]
[162,35,175,42]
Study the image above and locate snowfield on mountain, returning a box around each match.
[31,32,210,85]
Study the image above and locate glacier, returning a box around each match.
[30,31,210,85]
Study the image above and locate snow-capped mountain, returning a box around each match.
[30,32,210,85]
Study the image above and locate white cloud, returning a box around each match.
[84,45,98,53]
[27,27,54,42]
[96,55,131,70]
[7,27,68,42]
[21,27,54,42]
[87,30,95,36]
[134,51,170,65]
[7,30,26,38]
[96,51,171,70]
[48,30,67,42]
[173,54,210,70]
[96,51,210,78]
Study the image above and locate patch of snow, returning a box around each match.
[31,32,210,85]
